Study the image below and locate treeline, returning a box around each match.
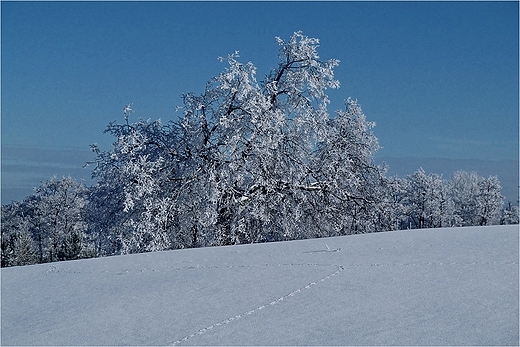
[1,170,517,267]
[2,32,518,267]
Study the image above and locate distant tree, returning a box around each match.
[449,171,481,226]
[1,176,91,266]
[502,201,519,225]
[476,175,503,226]
[402,168,456,229]
[375,175,408,231]
[29,176,90,262]
[1,202,37,267]
[447,171,505,226]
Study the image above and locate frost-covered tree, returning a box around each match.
[375,175,409,231]
[314,98,386,234]
[1,202,37,267]
[28,176,90,262]
[403,168,456,229]
[449,170,480,226]
[89,105,185,254]
[1,176,91,266]
[90,31,386,249]
[502,201,519,225]
[476,175,503,226]
[166,32,343,244]
[445,171,504,227]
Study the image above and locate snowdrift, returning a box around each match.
[2,225,518,346]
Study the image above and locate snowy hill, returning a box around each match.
[2,225,518,346]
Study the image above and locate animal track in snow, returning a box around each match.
[41,262,339,275]
[168,259,518,345]
[170,264,346,346]
[42,259,517,276]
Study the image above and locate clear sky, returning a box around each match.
[2,1,519,203]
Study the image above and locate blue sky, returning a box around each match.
[2,1,519,203]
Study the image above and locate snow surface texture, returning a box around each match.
[2,225,518,346]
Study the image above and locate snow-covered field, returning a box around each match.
[2,225,518,346]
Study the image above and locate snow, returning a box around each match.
[2,225,518,346]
